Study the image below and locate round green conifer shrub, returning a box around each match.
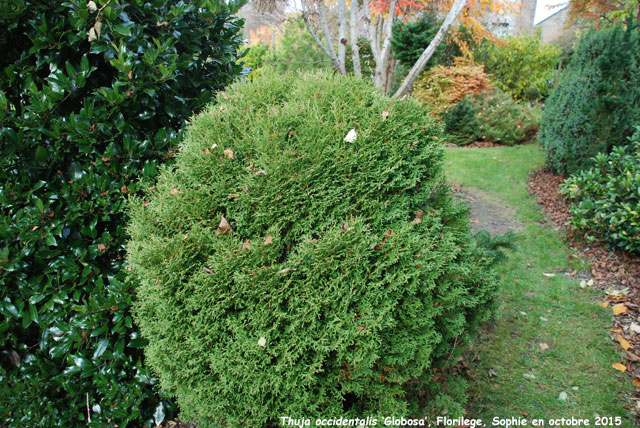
[126,71,497,427]
[539,23,640,176]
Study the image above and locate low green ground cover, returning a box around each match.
[444,144,634,425]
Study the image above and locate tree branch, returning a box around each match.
[300,0,341,70]
[393,0,467,98]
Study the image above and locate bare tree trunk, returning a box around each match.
[384,58,396,93]
[300,0,344,73]
[393,0,467,98]
[363,0,379,66]
[337,0,347,74]
[373,0,397,88]
[350,0,361,76]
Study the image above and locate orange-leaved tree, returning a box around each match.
[567,0,639,25]
[298,0,514,96]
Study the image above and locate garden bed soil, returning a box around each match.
[528,166,640,417]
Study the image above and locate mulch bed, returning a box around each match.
[528,166,640,417]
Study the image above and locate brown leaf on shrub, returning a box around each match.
[217,216,232,235]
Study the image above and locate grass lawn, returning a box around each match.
[444,144,634,425]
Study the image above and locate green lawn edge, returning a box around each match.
[444,144,634,425]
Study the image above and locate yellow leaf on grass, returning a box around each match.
[612,363,627,372]
[613,304,628,316]
[598,302,610,308]
[617,336,631,351]
[632,378,640,387]
[539,343,549,352]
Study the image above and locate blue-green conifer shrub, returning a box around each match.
[539,23,640,176]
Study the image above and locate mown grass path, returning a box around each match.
[444,144,634,425]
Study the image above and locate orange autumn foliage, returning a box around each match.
[370,0,517,55]
[412,57,493,115]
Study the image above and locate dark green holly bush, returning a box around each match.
[444,90,540,146]
[0,0,243,426]
[539,23,640,176]
[562,127,640,253]
[126,70,497,427]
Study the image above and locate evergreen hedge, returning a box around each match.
[127,71,497,427]
[539,23,640,176]
[0,0,243,425]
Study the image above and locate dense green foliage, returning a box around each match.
[443,97,482,145]
[263,19,331,73]
[240,43,270,78]
[261,18,374,77]
[391,15,466,70]
[562,127,640,253]
[475,34,560,101]
[444,90,540,146]
[539,23,640,176]
[0,0,243,425]
[127,71,497,427]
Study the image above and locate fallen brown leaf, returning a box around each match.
[626,352,640,362]
[613,304,628,316]
[264,236,273,245]
[617,336,631,351]
[224,148,234,159]
[612,362,627,372]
